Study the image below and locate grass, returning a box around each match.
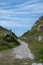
[0,33,20,51]
[20,16,43,63]
[0,42,19,51]
[0,58,34,65]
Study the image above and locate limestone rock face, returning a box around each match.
[38,24,43,31]
[38,36,43,41]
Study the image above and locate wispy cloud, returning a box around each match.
[0,0,43,36]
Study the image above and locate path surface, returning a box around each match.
[0,39,34,60]
[32,63,43,65]
[12,39,34,59]
[0,39,43,65]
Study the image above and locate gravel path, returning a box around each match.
[0,39,34,60]
[11,39,34,59]
[32,63,43,65]
[0,39,43,65]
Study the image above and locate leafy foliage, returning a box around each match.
[0,26,20,50]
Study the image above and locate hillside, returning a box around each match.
[20,16,43,63]
[0,26,20,50]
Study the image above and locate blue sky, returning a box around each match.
[0,0,43,37]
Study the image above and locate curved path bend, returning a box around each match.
[0,39,34,60]
[12,39,34,59]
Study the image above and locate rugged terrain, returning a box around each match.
[0,16,43,65]
[0,26,20,50]
[20,16,43,63]
[0,39,34,65]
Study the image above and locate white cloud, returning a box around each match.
[0,20,30,28]
[0,0,43,36]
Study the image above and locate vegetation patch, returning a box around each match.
[0,26,20,51]
[20,16,43,63]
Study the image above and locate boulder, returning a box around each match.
[38,36,43,41]
[38,24,43,31]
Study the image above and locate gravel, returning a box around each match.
[12,39,34,59]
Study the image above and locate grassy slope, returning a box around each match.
[20,16,43,63]
[0,26,20,50]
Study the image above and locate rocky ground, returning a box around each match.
[0,39,43,65]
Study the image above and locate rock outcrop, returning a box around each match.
[38,24,43,31]
[38,36,43,41]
